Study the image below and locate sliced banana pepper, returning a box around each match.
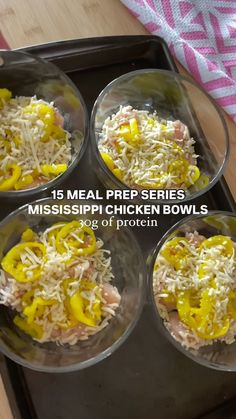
[1,242,45,282]
[0,164,21,191]
[200,235,234,257]
[14,174,34,190]
[69,292,96,327]
[41,164,67,177]
[69,280,102,327]
[0,88,12,109]
[101,153,115,171]
[23,297,55,324]
[118,117,140,144]
[21,228,35,242]
[13,315,43,339]
[168,158,189,185]
[176,289,230,339]
[56,221,96,256]
[161,237,190,271]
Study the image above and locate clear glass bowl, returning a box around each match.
[0,50,88,199]
[90,69,229,203]
[0,198,145,372]
[148,211,236,370]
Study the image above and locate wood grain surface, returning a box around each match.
[0,376,14,419]
[0,0,147,48]
[0,0,235,417]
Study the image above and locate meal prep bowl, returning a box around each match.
[90,69,229,203]
[0,198,145,372]
[148,211,236,371]
[0,50,88,199]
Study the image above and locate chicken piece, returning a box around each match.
[167,311,188,340]
[186,231,206,246]
[54,109,64,127]
[173,120,188,142]
[102,283,121,305]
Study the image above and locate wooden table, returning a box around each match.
[0,0,235,417]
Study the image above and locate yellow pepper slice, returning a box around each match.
[14,174,34,190]
[64,279,102,328]
[194,174,210,190]
[80,279,102,321]
[168,159,189,185]
[199,235,234,257]
[0,88,12,101]
[23,297,55,324]
[56,221,96,256]
[55,220,83,253]
[118,118,140,144]
[21,228,34,242]
[129,118,140,142]
[70,292,96,327]
[24,103,55,142]
[12,135,21,146]
[21,289,35,306]
[160,289,176,304]
[51,125,67,141]
[2,139,11,153]
[197,263,214,280]
[112,168,123,181]
[197,317,230,340]
[100,153,115,171]
[172,141,185,157]
[13,315,43,339]
[60,297,79,329]
[177,289,230,339]
[176,290,199,330]
[154,261,159,272]
[0,88,12,108]
[0,164,21,191]
[228,291,236,322]
[115,141,122,154]
[46,222,67,245]
[118,124,132,141]
[41,164,67,177]
[161,237,190,270]
[186,165,201,187]
[148,118,155,126]
[77,226,96,256]
[196,294,230,339]
[1,242,45,283]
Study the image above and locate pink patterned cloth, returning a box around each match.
[121,0,236,122]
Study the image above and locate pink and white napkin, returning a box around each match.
[121,0,236,122]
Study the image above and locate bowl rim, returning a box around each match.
[148,210,236,371]
[90,68,230,204]
[0,196,146,373]
[0,49,89,198]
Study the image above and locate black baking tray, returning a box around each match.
[1,35,236,419]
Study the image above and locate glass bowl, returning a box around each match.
[0,198,145,372]
[0,50,88,199]
[90,69,229,203]
[148,211,236,371]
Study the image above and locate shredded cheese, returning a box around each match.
[0,223,121,345]
[0,93,72,190]
[153,231,236,349]
[98,105,200,190]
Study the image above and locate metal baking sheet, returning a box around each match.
[1,36,236,419]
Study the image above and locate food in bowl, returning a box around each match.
[0,88,73,191]
[153,231,236,349]
[0,220,121,345]
[98,105,206,191]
